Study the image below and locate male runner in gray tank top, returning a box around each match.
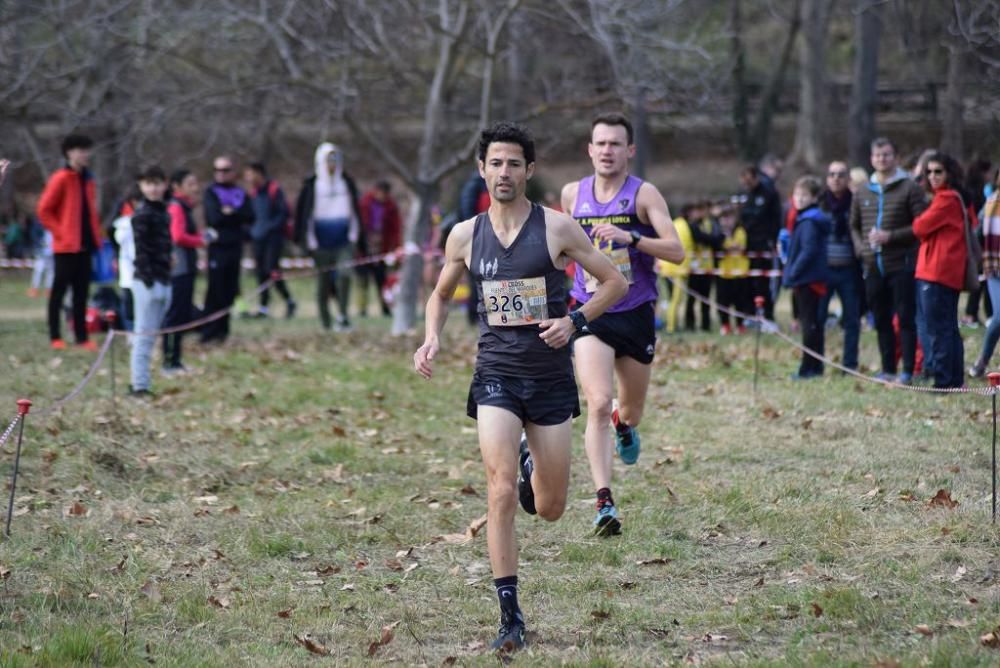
[562,113,685,536]
[414,122,626,652]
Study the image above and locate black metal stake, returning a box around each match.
[5,399,32,538]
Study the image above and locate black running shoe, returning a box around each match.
[491,612,526,653]
[517,435,536,515]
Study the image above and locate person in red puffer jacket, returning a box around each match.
[913,153,980,389]
[37,134,103,351]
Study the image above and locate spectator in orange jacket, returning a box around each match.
[37,134,103,351]
[913,153,979,389]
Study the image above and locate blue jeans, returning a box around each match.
[131,280,172,391]
[977,276,1000,367]
[818,264,861,370]
[915,282,934,376]
[917,280,963,388]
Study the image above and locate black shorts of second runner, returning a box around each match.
[467,372,581,426]
[573,300,656,364]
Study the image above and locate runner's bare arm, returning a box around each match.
[591,182,684,264]
[537,211,627,349]
[560,181,579,215]
[414,219,473,379]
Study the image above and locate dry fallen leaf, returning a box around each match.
[636,558,672,566]
[316,564,341,576]
[928,489,959,509]
[139,579,161,603]
[65,502,89,518]
[951,566,967,583]
[981,628,1000,648]
[761,406,781,420]
[368,621,400,656]
[277,608,294,618]
[459,484,478,496]
[294,634,331,656]
[385,559,404,572]
[591,610,611,620]
[914,624,934,636]
[222,505,240,515]
[0,565,10,580]
[466,514,488,539]
[207,595,231,609]
[811,602,823,617]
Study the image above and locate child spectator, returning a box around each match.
[686,201,722,332]
[783,176,831,379]
[26,196,54,297]
[129,167,173,397]
[112,188,142,331]
[716,205,749,334]
[162,169,212,375]
[660,203,695,333]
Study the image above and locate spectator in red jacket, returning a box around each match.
[37,134,103,351]
[356,180,402,316]
[913,153,979,389]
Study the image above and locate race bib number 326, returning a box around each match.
[482,277,549,326]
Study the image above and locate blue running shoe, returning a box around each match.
[593,503,622,536]
[491,612,526,652]
[612,409,640,465]
[517,435,536,515]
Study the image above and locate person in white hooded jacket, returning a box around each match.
[294,142,364,331]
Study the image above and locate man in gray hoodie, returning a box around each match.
[849,137,928,383]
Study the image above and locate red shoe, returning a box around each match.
[719,324,732,336]
[77,340,99,352]
[50,339,67,350]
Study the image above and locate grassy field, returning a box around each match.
[1,270,1000,666]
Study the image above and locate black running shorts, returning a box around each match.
[467,372,581,426]
[573,301,656,364]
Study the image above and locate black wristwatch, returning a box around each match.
[629,230,642,247]
[569,310,588,332]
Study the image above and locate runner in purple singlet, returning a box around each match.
[561,112,685,537]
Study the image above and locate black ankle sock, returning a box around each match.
[597,487,614,507]
[494,575,521,620]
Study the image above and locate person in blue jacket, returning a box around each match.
[783,175,831,379]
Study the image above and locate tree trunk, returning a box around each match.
[941,45,965,158]
[790,0,832,170]
[730,0,752,161]
[391,181,438,336]
[749,0,802,161]
[630,88,649,179]
[848,0,882,169]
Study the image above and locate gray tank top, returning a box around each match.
[470,203,571,379]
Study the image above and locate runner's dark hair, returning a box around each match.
[478,121,535,164]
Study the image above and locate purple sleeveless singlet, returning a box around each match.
[570,174,658,312]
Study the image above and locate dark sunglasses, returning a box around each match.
[828,171,848,178]
[925,168,944,175]
[214,166,233,173]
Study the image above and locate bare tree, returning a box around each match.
[847,0,883,168]
[730,0,803,162]
[789,0,835,169]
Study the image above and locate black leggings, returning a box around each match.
[48,252,92,342]
[253,236,291,308]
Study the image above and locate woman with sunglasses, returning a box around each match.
[912,153,979,388]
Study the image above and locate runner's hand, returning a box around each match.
[414,339,439,379]
[538,316,574,349]
[591,224,628,246]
